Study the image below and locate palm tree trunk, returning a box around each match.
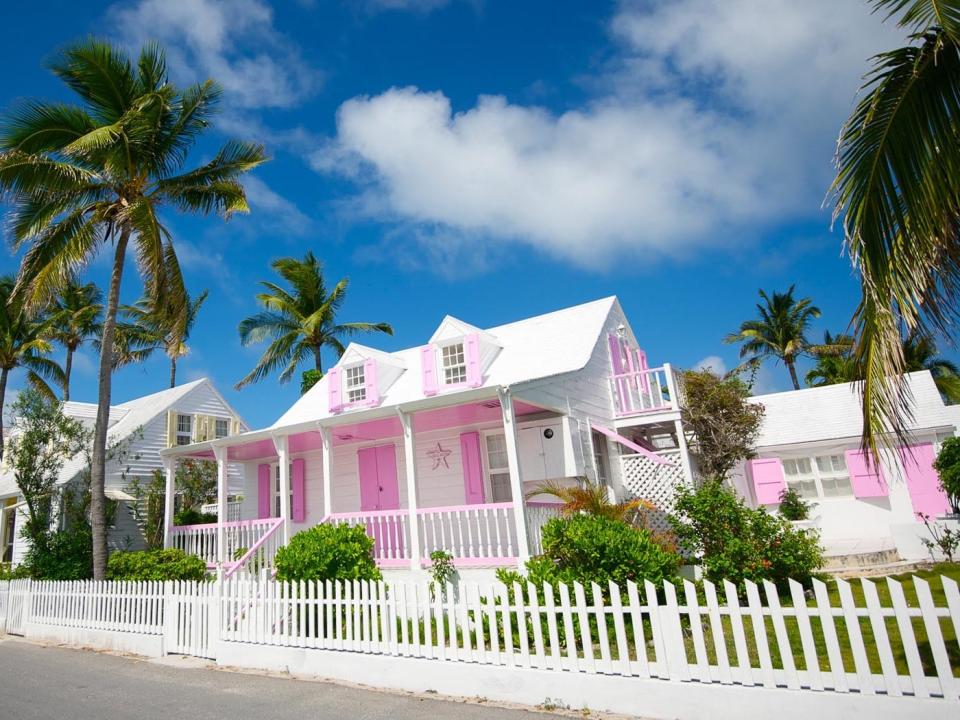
[0,367,7,461]
[786,357,801,390]
[64,347,73,402]
[90,227,130,580]
[170,357,176,388]
[314,346,322,373]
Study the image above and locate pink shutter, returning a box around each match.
[327,367,343,413]
[608,334,625,374]
[465,333,482,387]
[363,359,379,406]
[900,443,950,518]
[257,463,272,519]
[460,431,486,504]
[291,458,306,523]
[636,347,650,393]
[845,449,888,498]
[608,334,628,413]
[420,345,438,396]
[747,458,786,505]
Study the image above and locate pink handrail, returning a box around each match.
[223,517,284,579]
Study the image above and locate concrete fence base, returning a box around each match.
[23,623,165,657]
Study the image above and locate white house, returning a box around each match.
[734,371,958,563]
[0,378,248,566]
[161,297,693,579]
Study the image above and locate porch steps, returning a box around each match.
[822,548,909,577]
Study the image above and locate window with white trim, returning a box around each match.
[441,342,467,385]
[273,463,294,518]
[176,414,192,446]
[485,433,512,502]
[783,454,853,499]
[215,418,230,439]
[344,364,366,403]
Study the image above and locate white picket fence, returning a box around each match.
[1,575,959,705]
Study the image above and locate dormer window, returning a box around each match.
[344,364,367,403]
[441,342,467,385]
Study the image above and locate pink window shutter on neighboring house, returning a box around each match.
[748,458,786,505]
[291,458,306,523]
[460,431,486,504]
[363,359,379,406]
[464,333,482,387]
[608,334,628,412]
[420,345,439,396]
[327,367,342,413]
[845,449,888,498]
[257,464,272,519]
[899,443,950,519]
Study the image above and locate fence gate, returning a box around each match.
[164,581,216,659]
[5,579,30,636]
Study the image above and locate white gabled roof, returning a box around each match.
[750,370,956,448]
[429,315,496,345]
[273,296,618,428]
[338,342,407,370]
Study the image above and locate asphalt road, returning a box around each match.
[0,638,562,720]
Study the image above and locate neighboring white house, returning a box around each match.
[0,378,248,566]
[161,297,693,579]
[733,371,958,562]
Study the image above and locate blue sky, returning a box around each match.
[0,1,924,427]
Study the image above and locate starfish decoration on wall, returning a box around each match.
[427,442,452,470]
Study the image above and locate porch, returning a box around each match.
[160,389,570,577]
[610,362,686,418]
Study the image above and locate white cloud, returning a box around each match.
[360,0,453,12]
[314,0,905,269]
[110,0,321,109]
[242,176,312,236]
[693,355,727,376]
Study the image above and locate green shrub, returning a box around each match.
[106,549,208,581]
[274,523,382,583]
[173,508,217,526]
[498,514,679,592]
[933,437,960,514]
[23,525,93,580]
[777,487,811,521]
[671,482,823,589]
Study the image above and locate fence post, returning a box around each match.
[209,579,222,660]
[657,581,689,681]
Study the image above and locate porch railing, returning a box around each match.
[325,509,411,567]
[524,502,563,556]
[610,363,684,417]
[170,518,284,570]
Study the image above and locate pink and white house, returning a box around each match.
[732,371,960,563]
[160,297,695,578]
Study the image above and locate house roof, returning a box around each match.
[749,370,957,448]
[273,296,619,429]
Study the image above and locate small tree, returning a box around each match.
[176,459,217,512]
[681,369,765,480]
[933,437,960,515]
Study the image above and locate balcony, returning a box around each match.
[610,363,685,417]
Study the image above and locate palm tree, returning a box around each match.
[236,252,393,388]
[805,331,856,387]
[831,1,960,450]
[528,480,656,526]
[724,286,821,390]
[0,40,266,578]
[51,280,102,401]
[121,288,209,387]
[901,330,960,404]
[0,277,65,458]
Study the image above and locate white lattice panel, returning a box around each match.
[620,452,688,533]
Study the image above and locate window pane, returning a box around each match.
[490,472,512,502]
[442,343,467,384]
[821,475,853,498]
[177,414,192,433]
[787,479,818,499]
[215,419,229,438]
[795,457,812,475]
[783,459,798,476]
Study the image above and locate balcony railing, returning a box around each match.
[610,363,684,417]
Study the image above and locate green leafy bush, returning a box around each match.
[274,523,382,582]
[23,525,93,580]
[933,437,960,514]
[106,549,208,581]
[173,508,217,526]
[671,482,823,589]
[498,514,679,592]
[777,487,811,521]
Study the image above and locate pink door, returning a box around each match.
[357,445,403,558]
[900,443,951,519]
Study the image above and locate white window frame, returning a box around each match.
[591,430,609,485]
[782,453,854,500]
[176,414,193,446]
[344,363,367,404]
[272,463,294,519]
[481,430,512,503]
[440,341,468,386]
[214,418,230,439]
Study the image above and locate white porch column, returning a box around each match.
[319,424,332,518]
[274,434,291,543]
[213,446,228,577]
[498,388,531,563]
[398,409,422,570]
[162,457,176,549]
